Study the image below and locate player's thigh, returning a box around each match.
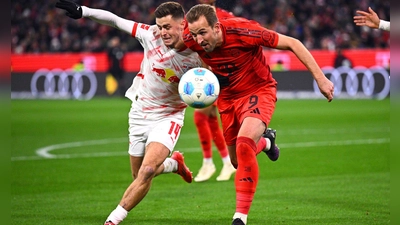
[128,110,150,157]
[240,87,277,129]
[239,117,266,141]
[147,117,183,154]
[142,142,171,169]
[220,105,240,146]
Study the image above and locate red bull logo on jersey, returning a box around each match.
[152,67,180,84]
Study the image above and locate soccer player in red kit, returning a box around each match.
[184,4,334,225]
[192,0,237,182]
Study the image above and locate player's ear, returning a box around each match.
[181,19,187,29]
[214,22,221,33]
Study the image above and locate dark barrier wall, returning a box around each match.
[11,68,390,100]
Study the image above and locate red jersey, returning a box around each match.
[216,7,234,19]
[183,17,279,100]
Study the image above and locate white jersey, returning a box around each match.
[127,24,202,117]
[82,6,202,118]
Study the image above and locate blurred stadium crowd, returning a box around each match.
[11,0,390,54]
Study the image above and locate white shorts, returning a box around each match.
[128,107,184,157]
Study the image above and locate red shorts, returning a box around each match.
[218,86,277,146]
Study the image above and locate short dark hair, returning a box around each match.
[154,2,185,20]
[186,4,218,26]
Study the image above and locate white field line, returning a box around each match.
[11,137,390,161]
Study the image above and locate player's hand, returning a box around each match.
[316,77,334,102]
[55,0,83,19]
[353,7,380,29]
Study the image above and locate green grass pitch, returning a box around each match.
[11,98,389,225]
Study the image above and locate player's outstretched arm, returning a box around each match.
[55,0,135,34]
[275,34,334,102]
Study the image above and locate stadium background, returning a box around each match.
[11,0,390,100]
[11,1,390,225]
[11,0,390,53]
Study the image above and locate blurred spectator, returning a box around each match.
[11,0,390,54]
[107,36,126,96]
[271,60,288,71]
[333,48,353,68]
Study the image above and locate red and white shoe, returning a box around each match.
[104,221,116,225]
[171,151,193,183]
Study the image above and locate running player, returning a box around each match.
[56,1,202,224]
[184,4,334,225]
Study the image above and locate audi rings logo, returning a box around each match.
[31,68,98,100]
[314,66,390,100]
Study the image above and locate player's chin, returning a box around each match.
[162,38,173,46]
[202,46,213,53]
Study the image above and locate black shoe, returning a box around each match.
[263,128,280,161]
[232,218,245,225]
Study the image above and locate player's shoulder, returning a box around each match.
[216,7,235,19]
[134,24,161,40]
[220,17,261,27]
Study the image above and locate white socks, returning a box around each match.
[203,158,214,164]
[105,205,128,224]
[233,212,248,224]
[222,155,231,164]
[265,137,271,151]
[162,157,177,173]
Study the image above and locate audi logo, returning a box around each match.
[31,68,98,100]
[315,66,390,100]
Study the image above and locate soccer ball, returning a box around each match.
[178,67,220,108]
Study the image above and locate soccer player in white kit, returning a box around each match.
[55,1,202,224]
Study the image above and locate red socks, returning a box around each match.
[256,136,266,155]
[235,136,259,215]
[194,110,228,159]
[194,110,212,158]
[208,115,229,158]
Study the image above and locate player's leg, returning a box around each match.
[233,117,265,225]
[148,118,193,182]
[207,105,236,181]
[252,87,280,161]
[129,156,143,179]
[105,142,170,225]
[121,142,171,208]
[231,89,276,225]
[104,113,191,225]
[208,105,236,181]
[193,106,216,182]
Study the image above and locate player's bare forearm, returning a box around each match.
[275,34,334,101]
[276,34,324,80]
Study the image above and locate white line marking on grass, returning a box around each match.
[11,137,390,161]
[35,137,126,158]
[277,138,390,148]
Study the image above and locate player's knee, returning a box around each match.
[139,165,156,181]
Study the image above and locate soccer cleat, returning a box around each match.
[104,221,116,225]
[171,151,193,183]
[232,218,245,225]
[263,128,280,161]
[194,161,216,182]
[216,162,236,181]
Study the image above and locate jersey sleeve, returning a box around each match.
[225,18,279,48]
[82,6,136,35]
[216,8,235,19]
